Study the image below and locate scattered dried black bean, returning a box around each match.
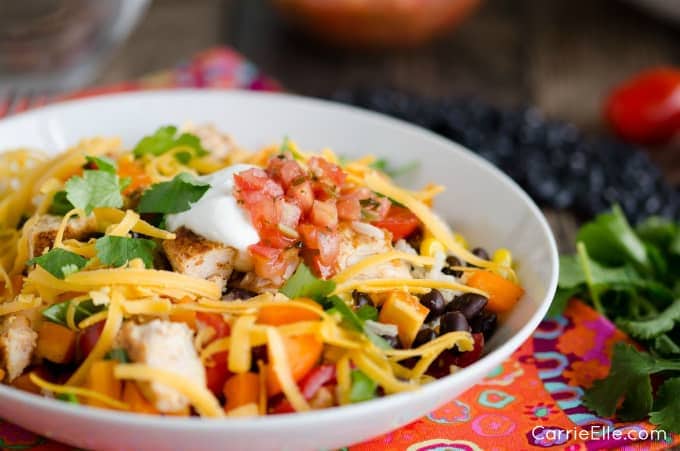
[352,290,373,308]
[419,289,445,321]
[440,311,470,335]
[413,328,437,348]
[471,311,498,340]
[331,88,680,222]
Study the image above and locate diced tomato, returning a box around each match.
[373,196,391,220]
[298,223,319,249]
[276,199,301,229]
[234,168,284,197]
[308,157,346,186]
[286,180,314,213]
[268,157,307,190]
[270,365,336,414]
[195,312,231,339]
[309,200,338,229]
[205,351,232,397]
[249,244,299,284]
[426,333,485,379]
[372,205,421,241]
[452,333,484,368]
[316,230,340,266]
[76,322,105,361]
[336,197,361,221]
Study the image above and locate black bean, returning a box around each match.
[250,345,268,371]
[442,256,463,278]
[471,311,498,340]
[412,328,437,348]
[352,291,372,308]
[222,288,257,301]
[447,293,488,320]
[471,247,490,261]
[440,311,470,335]
[419,289,445,321]
[406,229,423,251]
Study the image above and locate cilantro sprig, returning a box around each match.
[42,299,106,327]
[28,248,88,279]
[64,170,124,214]
[137,172,210,214]
[280,263,391,349]
[95,235,156,268]
[552,206,680,432]
[133,126,208,161]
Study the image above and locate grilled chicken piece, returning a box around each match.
[27,214,97,258]
[181,123,238,160]
[336,222,412,281]
[162,227,253,292]
[119,320,206,413]
[0,315,37,382]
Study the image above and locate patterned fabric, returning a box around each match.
[0,47,675,450]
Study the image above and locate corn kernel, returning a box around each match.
[492,248,513,279]
[420,237,445,257]
[492,248,513,267]
[453,233,469,249]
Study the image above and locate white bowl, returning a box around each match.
[0,90,558,451]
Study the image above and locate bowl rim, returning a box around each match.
[0,89,559,431]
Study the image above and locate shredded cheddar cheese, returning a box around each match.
[30,373,129,410]
[114,364,224,418]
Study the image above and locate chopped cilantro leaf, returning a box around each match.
[133,126,208,160]
[65,170,124,214]
[369,159,419,178]
[85,155,117,173]
[279,263,336,303]
[42,299,105,327]
[95,235,156,268]
[356,305,379,322]
[48,191,75,216]
[28,248,88,279]
[105,348,130,363]
[349,369,377,403]
[56,393,79,404]
[137,172,210,214]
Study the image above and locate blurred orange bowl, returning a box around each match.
[271,0,482,48]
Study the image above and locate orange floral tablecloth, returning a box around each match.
[0,48,676,451]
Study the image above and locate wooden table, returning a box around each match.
[97,0,680,251]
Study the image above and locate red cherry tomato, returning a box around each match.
[606,67,680,145]
[372,205,421,241]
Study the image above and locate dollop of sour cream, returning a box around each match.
[165,164,259,251]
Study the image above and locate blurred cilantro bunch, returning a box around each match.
[550,205,680,431]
